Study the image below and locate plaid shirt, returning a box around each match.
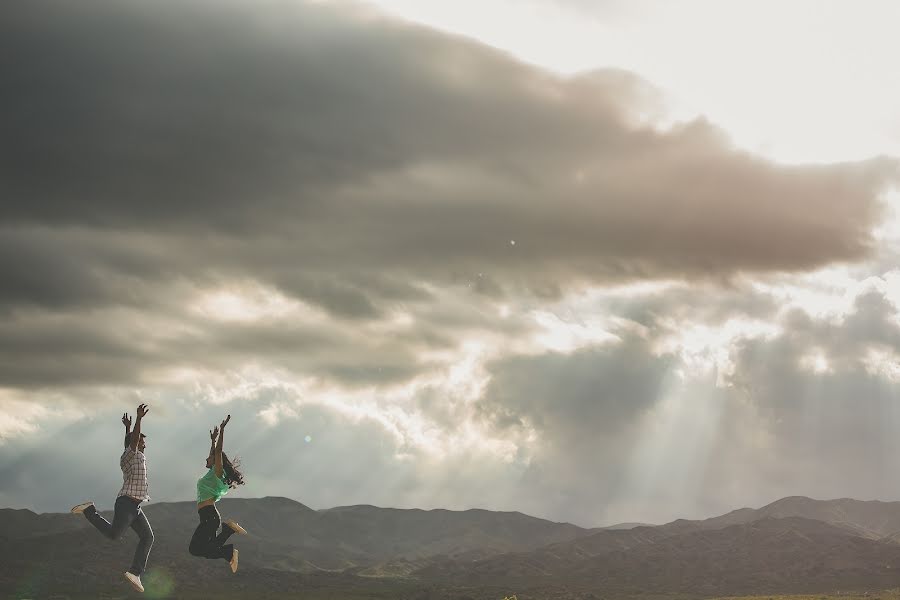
[118,448,150,501]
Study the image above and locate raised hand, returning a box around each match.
[122,413,132,430]
[220,415,231,430]
[210,427,219,442]
[129,404,148,451]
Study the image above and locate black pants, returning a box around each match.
[84,495,154,576]
[189,505,235,561]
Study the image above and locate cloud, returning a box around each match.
[0,387,528,515]
[445,274,900,525]
[2,0,896,315]
[3,0,900,526]
[478,339,673,434]
[1,0,894,393]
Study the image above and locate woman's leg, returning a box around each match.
[189,506,233,560]
[215,521,236,546]
[188,510,218,557]
[214,521,236,562]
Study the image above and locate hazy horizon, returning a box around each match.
[12,492,899,531]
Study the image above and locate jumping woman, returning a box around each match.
[188,414,247,573]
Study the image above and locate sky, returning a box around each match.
[2,0,900,527]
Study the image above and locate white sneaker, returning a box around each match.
[124,571,144,592]
[70,502,94,514]
[224,519,247,535]
[229,548,239,573]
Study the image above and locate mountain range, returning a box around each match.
[5,496,900,599]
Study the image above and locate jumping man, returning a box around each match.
[71,404,154,593]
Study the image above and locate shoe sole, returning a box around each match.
[230,549,239,573]
[70,502,94,514]
[124,573,144,593]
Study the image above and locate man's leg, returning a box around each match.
[128,508,154,576]
[84,496,136,540]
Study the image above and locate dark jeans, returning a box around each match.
[189,505,235,561]
[84,495,154,576]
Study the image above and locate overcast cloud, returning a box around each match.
[2,0,900,526]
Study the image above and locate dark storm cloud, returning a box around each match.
[2,0,896,318]
[0,232,105,310]
[0,304,444,389]
[0,314,149,388]
[478,339,674,434]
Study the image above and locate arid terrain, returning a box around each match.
[7,496,900,599]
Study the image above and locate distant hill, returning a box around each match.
[415,516,900,595]
[0,506,87,540]
[315,503,589,561]
[658,496,900,539]
[7,496,900,599]
[602,522,654,530]
[408,497,900,595]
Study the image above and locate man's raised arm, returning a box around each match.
[130,404,149,451]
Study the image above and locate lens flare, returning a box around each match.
[143,566,175,599]
[13,564,49,598]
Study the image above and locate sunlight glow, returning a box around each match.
[530,310,620,353]
[0,395,47,441]
[0,390,85,442]
[192,284,299,322]
[753,268,900,330]
[360,0,900,163]
[872,187,900,244]
[799,348,832,375]
[258,401,301,426]
[158,342,522,464]
[862,346,900,382]
[751,268,865,322]
[655,318,782,385]
[611,371,729,523]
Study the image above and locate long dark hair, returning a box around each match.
[221,453,245,489]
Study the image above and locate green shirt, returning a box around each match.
[197,468,230,503]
